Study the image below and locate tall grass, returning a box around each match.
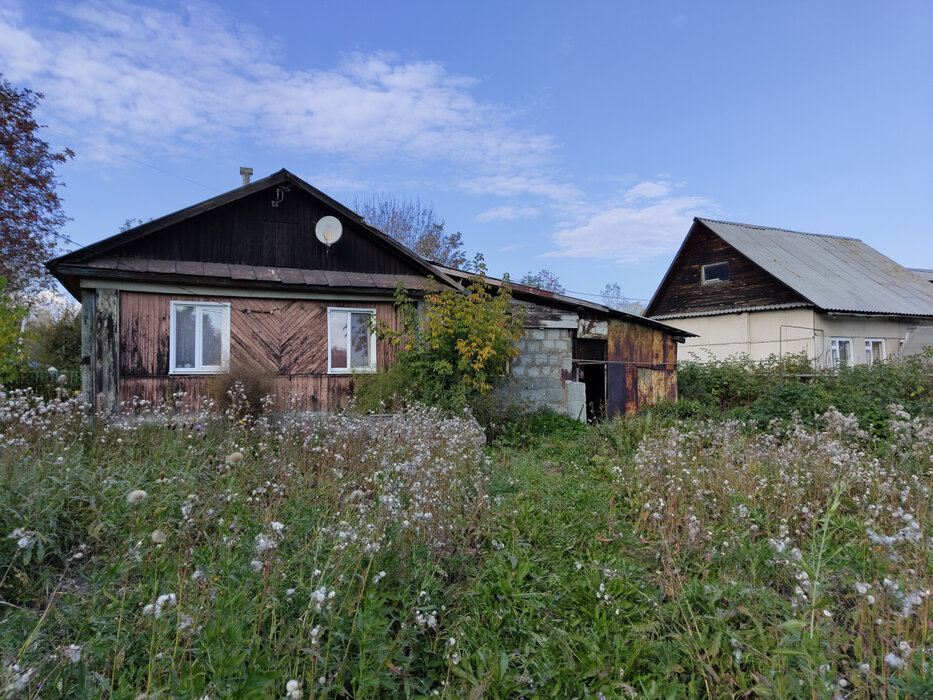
[1,388,487,698]
[1,373,930,698]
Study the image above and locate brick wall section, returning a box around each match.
[511,328,586,420]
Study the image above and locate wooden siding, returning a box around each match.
[118,291,400,412]
[648,222,807,317]
[605,318,678,417]
[107,188,423,276]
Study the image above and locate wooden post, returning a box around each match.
[80,288,95,409]
[94,287,120,415]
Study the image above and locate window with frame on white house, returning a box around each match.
[170,301,230,373]
[328,308,376,373]
[830,337,852,367]
[865,338,885,364]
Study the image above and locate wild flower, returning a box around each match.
[61,644,82,664]
[285,679,302,699]
[884,652,904,669]
[7,527,35,549]
[126,489,147,505]
[225,451,244,465]
[151,529,167,544]
[250,560,263,573]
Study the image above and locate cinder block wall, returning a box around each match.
[511,328,586,420]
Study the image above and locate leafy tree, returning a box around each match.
[0,76,74,295]
[24,305,81,373]
[599,282,646,315]
[358,272,525,411]
[354,194,469,268]
[517,269,566,294]
[0,279,29,385]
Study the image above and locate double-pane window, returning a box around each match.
[328,308,376,373]
[170,302,230,373]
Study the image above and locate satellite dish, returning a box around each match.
[315,216,343,247]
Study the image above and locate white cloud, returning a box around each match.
[474,205,540,223]
[0,1,554,176]
[547,183,713,263]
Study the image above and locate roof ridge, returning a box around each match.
[697,217,860,242]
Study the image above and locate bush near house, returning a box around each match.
[355,274,524,415]
[674,352,933,432]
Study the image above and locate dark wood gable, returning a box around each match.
[646,220,809,317]
[96,185,423,276]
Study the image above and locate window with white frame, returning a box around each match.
[170,301,230,373]
[865,338,885,364]
[830,337,853,367]
[327,308,376,373]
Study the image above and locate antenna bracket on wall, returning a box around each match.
[272,185,290,207]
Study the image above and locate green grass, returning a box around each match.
[1,386,931,698]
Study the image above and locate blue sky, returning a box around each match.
[3,1,932,303]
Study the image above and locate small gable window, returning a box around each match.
[170,301,230,374]
[701,262,730,284]
[328,308,377,373]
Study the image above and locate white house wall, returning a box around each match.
[671,308,819,363]
[666,308,933,367]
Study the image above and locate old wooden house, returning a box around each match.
[48,169,691,419]
[646,218,933,366]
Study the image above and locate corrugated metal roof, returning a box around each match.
[651,302,811,320]
[909,268,933,283]
[698,218,933,316]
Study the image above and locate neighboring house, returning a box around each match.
[48,169,692,419]
[646,218,933,367]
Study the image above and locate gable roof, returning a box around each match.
[48,169,461,296]
[649,218,933,317]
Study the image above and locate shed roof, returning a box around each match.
[432,265,695,337]
[695,218,933,316]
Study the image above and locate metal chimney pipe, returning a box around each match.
[240,167,253,186]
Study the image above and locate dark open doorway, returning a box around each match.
[575,337,607,421]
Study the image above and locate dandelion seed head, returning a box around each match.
[126,489,147,505]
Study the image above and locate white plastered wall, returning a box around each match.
[661,308,933,367]
[668,308,819,363]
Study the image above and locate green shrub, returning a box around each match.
[676,352,931,430]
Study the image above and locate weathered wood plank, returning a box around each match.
[94,287,120,414]
[80,289,94,407]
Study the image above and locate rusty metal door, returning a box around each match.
[606,362,629,418]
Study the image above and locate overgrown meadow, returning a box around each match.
[2,367,932,698]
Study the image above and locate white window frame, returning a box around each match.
[169,301,231,374]
[701,261,730,284]
[830,337,853,367]
[327,307,377,374]
[865,338,885,364]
